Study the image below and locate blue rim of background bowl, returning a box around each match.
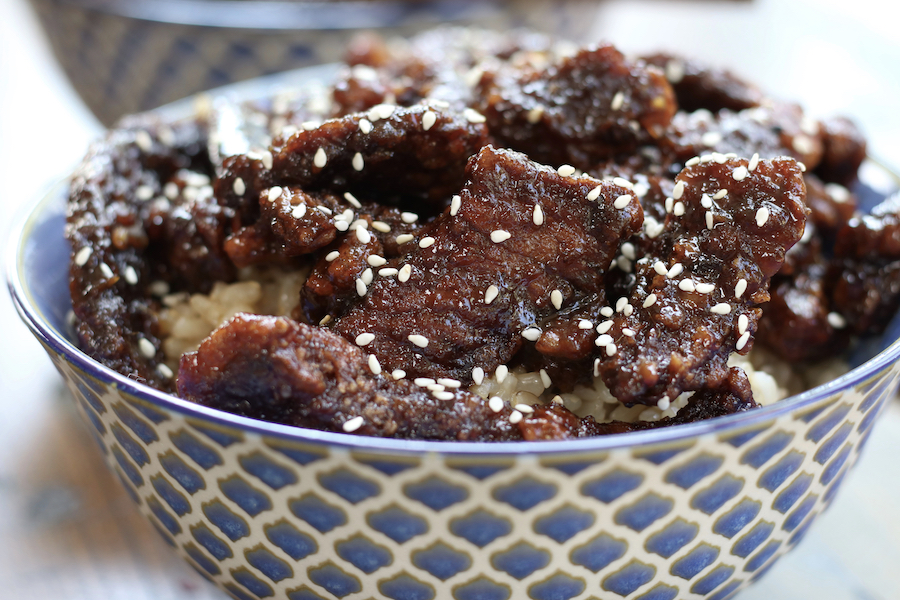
[8,63,900,457]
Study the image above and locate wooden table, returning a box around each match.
[2,1,899,598]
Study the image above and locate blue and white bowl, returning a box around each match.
[8,73,900,600]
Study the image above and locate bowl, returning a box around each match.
[29,0,598,125]
[9,67,900,600]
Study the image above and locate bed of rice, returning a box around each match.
[158,272,849,425]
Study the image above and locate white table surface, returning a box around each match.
[2,1,899,598]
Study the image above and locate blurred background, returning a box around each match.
[2,0,899,598]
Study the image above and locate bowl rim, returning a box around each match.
[8,67,900,457]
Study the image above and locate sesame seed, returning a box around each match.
[261,151,273,170]
[600,306,614,317]
[414,378,435,386]
[596,334,613,347]
[793,134,814,155]
[485,285,499,304]
[798,161,807,172]
[700,154,713,164]
[622,328,635,336]
[711,303,731,315]
[678,279,696,292]
[422,110,437,131]
[686,156,701,167]
[135,185,154,201]
[378,268,398,277]
[616,255,632,273]
[587,186,603,202]
[416,236,435,249]
[826,183,851,203]
[438,378,462,388]
[343,415,364,432]
[756,206,770,227]
[522,328,542,341]
[496,365,509,383]
[450,195,462,216]
[124,265,138,285]
[100,263,114,279]
[359,118,373,134]
[701,194,713,209]
[313,147,328,169]
[326,250,340,262]
[367,255,387,267]
[673,180,686,200]
[712,152,727,164]
[706,211,714,230]
[342,191,362,209]
[614,195,632,209]
[623,303,634,316]
[735,278,747,298]
[291,203,306,219]
[612,178,633,191]
[401,212,418,224]
[473,367,485,385]
[356,333,375,346]
[527,105,544,123]
[549,289,563,310]
[666,59,685,83]
[642,294,657,308]
[713,189,728,200]
[361,268,373,285]
[491,230,511,243]
[578,320,593,330]
[398,264,412,282]
[673,202,685,216]
[533,204,544,225]
[552,394,565,405]
[356,227,372,244]
[138,337,156,358]
[509,411,524,424]
[489,396,504,412]
[615,297,628,312]
[408,334,429,348]
[596,320,614,334]
[606,343,617,356]
[433,390,455,401]
[557,164,576,177]
[653,261,668,276]
[748,153,760,172]
[732,165,749,181]
[696,282,715,294]
[701,131,723,146]
[827,312,847,329]
[540,369,552,389]
[371,220,391,233]
[667,263,683,279]
[267,186,283,202]
[657,396,671,410]
[464,108,486,123]
[665,197,674,213]
[611,91,625,111]
[355,279,367,296]
[515,403,534,414]
[164,182,179,200]
[621,242,636,260]
[392,369,406,380]
[738,314,749,335]
[736,331,751,351]
[395,234,414,245]
[316,205,333,216]
[74,247,92,266]
[157,364,174,379]
[319,315,332,326]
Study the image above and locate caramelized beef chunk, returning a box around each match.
[479,45,676,169]
[802,173,856,240]
[642,53,764,113]
[332,146,643,383]
[815,116,867,186]
[596,157,807,404]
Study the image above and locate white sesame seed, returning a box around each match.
[355,227,371,244]
[408,334,429,348]
[736,331,751,351]
[732,165,749,181]
[289,203,306,219]
[686,156,701,167]
[793,134,814,155]
[418,236,435,249]
[135,130,153,152]
[623,304,634,317]
[826,183,851,203]
[401,212,418,224]
[316,205,333,216]
[361,268,374,285]
[450,195,462,216]
[149,281,169,296]
[100,262,114,279]
[342,191,361,209]
[473,367,485,386]
[706,211,714,230]
[261,151,273,170]
[392,369,406,380]
[701,194,713,209]
[398,264,412,282]
[673,180,686,200]
[735,278,747,298]
[606,343,617,356]
[596,320,614,334]
[547,289,563,310]
[489,396,504,413]
[301,120,319,131]
[378,268,398,277]
[157,364,174,379]
[371,221,391,233]
[587,185,603,202]
[522,328,542,341]
[616,255,633,273]
[319,315,332,326]
[596,334,613,347]
[620,242,636,261]
[438,378,462,388]
[673,201,685,216]
[557,164,576,177]
[615,297,628,312]
[509,411,524,424]
[798,161,807,172]
[756,206,770,227]
[701,131,723,147]
[666,59,685,83]
[714,189,728,200]
[136,185,154,201]
[343,415,365,432]
[642,294,657,308]
[485,285,499,305]
[748,153,760,172]
[527,105,544,124]
[396,234,414,245]
[74,247,92,267]
[267,186,283,202]
[359,118,373,134]
[367,255,387,267]
[700,154,713,164]
[414,378,435,386]
[614,195,632,209]
[533,204,544,225]
[711,303,731,315]
[657,396,671,410]
[138,337,156,358]
[366,354,383,375]
[600,306,614,317]
[678,279,696,292]
[325,251,340,262]
[515,403,534,414]
[712,152,727,164]
[491,230,512,243]
[422,110,437,131]
[356,333,375,346]
[611,91,625,111]
[124,265,138,285]
[578,320,593,330]
[433,390,455,401]
[827,312,847,329]
[464,108,486,123]
[665,197,674,213]
[622,328,635,337]
[164,182,179,200]
[654,261,668,276]
[496,365,509,383]
[355,279,367,296]
[696,282,715,294]
[667,263,683,279]
[539,369,552,389]
[552,394,565,405]
[612,178,632,191]
[738,314,749,335]
[313,148,327,169]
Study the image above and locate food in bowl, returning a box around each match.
[66,27,894,441]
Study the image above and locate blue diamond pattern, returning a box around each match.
[708,579,743,600]
[412,542,471,580]
[529,573,585,600]
[451,509,512,547]
[184,542,220,576]
[757,451,804,492]
[635,583,679,600]
[239,451,298,490]
[665,453,724,490]
[670,543,719,580]
[492,477,557,511]
[492,542,550,579]
[111,423,149,466]
[821,445,853,485]
[111,401,158,444]
[111,445,144,487]
[581,469,644,503]
[690,564,735,595]
[378,573,435,600]
[615,493,673,533]
[452,577,510,600]
[533,505,594,543]
[224,582,256,600]
[741,431,793,468]
[151,474,191,516]
[265,521,317,561]
[335,535,393,574]
[772,473,813,513]
[814,423,853,465]
[202,500,249,541]
[691,475,744,514]
[403,476,469,511]
[219,475,272,517]
[602,560,656,597]
[290,494,347,533]
[369,505,429,544]
[169,429,223,470]
[232,567,274,597]
[731,521,774,558]
[318,469,380,504]
[645,518,699,559]
[267,442,326,466]
[713,499,761,538]
[246,546,293,583]
[147,496,181,536]
[191,522,233,560]
[159,451,205,494]
[783,495,817,532]
[570,533,626,573]
[744,541,781,572]
[188,421,243,447]
[805,404,852,442]
[307,563,362,598]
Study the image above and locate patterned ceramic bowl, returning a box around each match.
[8,70,900,600]
[30,0,597,125]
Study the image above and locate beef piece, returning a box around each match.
[271,103,489,211]
[803,173,856,240]
[479,44,676,169]
[213,154,274,225]
[642,53,764,113]
[596,157,807,405]
[333,145,643,384]
[815,116,867,185]
[829,194,900,335]
[178,313,601,441]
